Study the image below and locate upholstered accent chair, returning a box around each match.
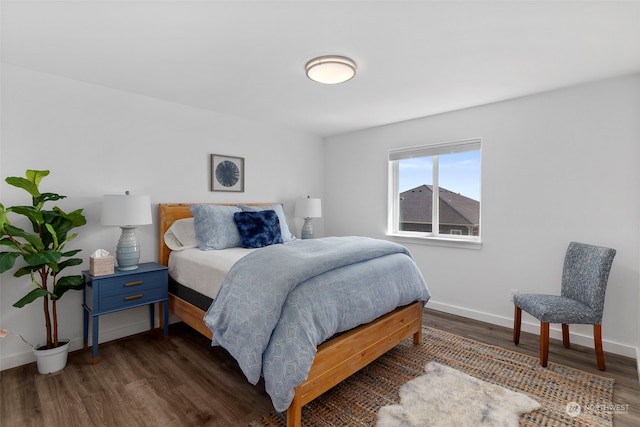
[513,242,616,371]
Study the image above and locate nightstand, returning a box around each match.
[82,262,169,364]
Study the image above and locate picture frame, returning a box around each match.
[210,154,244,192]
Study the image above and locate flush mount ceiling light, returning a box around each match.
[305,55,357,84]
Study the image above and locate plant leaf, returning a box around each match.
[0,252,21,274]
[0,237,20,250]
[5,177,39,198]
[13,265,38,277]
[61,249,82,257]
[0,203,7,229]
[3,224,44,251]
[52,275,84,299]
[57,257,83,271]
[40,213,71,248]
[55,207,86,228]
[13,287,50,308]
[7,206,44,225]
[37,192,66,205]
[25,169,50,186]
[44,223,59,248]
[24,250,61,266]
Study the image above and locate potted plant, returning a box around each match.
[0,169,86,374]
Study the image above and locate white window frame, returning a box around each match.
[387,138,482,249]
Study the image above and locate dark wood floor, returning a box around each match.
[2,308,638,426]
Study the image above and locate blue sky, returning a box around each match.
[399,151,481,201]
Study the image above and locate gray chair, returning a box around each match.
[513,242,616,370]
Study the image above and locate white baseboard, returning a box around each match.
[637,346,640,384]
[1,320,152,371]
[427,300,637,359]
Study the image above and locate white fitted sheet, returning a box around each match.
[168,247,255,300]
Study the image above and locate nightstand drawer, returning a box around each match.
[99,286,166,311]
[97,271,166,298]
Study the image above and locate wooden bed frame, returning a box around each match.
[158,203,423,427]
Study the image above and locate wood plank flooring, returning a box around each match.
[1,308,638,426]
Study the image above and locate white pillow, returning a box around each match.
[163,218,198,251]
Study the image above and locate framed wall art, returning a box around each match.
[210,154,244,192]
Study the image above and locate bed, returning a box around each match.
[158,203,429,426]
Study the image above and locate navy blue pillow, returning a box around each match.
[233,210,283,248]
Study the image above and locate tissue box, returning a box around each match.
[90,255,114,276]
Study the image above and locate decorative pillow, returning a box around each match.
[163,218,198,251]
[233,210,283,249]
[189,204,242,250]
[237,204,296,242]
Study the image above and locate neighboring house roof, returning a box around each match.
[400,184,479,225]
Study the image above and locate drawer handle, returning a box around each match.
[124,293,144,301]
[124,280,143,287]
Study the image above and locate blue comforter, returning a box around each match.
[204,236,430,412]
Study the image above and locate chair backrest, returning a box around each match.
[561,242,616,323]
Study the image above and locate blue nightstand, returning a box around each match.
[82,262,169,364]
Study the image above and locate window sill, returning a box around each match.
[386,233,482,250]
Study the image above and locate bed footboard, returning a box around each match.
[286,301,423,427]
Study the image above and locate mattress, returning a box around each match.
[167,247,255,300]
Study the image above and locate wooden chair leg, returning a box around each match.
[594,324,606,371]
[562,323,570,348]
[513,306,522,345]
[540,322,550,367]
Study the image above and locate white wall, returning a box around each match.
[0,64,324,370]
[324,74,640,357]
[2,64,638,371]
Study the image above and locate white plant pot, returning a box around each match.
[33,340,70,374]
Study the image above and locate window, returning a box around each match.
[388,138,481,243]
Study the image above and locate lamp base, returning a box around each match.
[301,218,314,239]
[116,226,141,270]
[117,265,139,271]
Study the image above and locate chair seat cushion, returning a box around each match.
[513,294,599,324]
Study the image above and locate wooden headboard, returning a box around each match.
[158,203,274,266]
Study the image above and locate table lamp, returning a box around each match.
[295,196,322,239]
[101,192,152,270]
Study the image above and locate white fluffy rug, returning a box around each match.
[377,362,541,427]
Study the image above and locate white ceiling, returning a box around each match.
[2,1,640,137]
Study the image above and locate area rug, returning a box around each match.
[377,361,541,426]
[249,327,615,426]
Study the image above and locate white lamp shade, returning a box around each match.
[101,194,152,226]
[295,198,322,218]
